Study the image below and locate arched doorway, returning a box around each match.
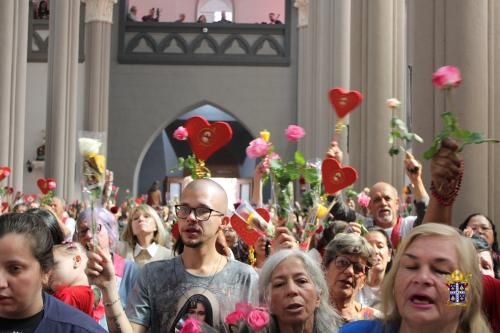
[137,103,255,203]
[196,0,234,23]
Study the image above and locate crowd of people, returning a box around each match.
[126,6,283,25]
[0,138,499,333]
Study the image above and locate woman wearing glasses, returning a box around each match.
[458,213,500,278]
[323,232,382,323]
[76,208,140,328]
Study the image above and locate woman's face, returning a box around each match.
[76,218,110,251]
[394,235,462,327]
[365,231,391,273]
[325,254,367,301]
[0,233,48,319]
[467,215,494,247]
[269,257,320,325]
[131,210,157,237]
[478,250,494,278]
[187,302,206,322]
[254,236,267,257]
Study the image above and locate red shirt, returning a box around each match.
[53,285,94,318]
[482,275,500,333]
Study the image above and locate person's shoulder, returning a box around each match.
[339,320,389,333]
[226,258,259,276]
[43,293,106,332]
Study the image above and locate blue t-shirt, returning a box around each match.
[32,292,106,333]
[339,320,398,333]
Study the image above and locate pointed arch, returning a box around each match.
[125,32,158,53]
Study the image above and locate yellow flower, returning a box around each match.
[316,204,328,219]
[89,154,106,174]
[260,130,271,142]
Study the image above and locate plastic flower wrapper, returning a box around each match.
[234,201,274,237]
[78,131,107,252]
[424,65,499,159]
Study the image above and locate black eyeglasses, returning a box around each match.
[77,224,102,237]
[334,256,367,276]
[175,205,225,221]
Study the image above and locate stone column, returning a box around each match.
[349,0,406,190]
[297,0,351,162]
[83,0,117,133]
[0,1,28,190]
[45,0,81,200]
[409,0,496,224]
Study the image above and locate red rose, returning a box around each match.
[246,307,270,332]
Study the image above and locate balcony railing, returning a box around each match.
[117,1,291,66]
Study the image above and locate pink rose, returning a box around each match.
[173,126,189,141]
[285,125,305,142]
[179,318,202,333]
[432,65,462,89]
[246,138,270,159]
[47,179,57,190]
[357,192,371,208]
[224,310,246,325]
[246,308,270,332]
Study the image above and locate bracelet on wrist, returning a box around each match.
[104,297,121,307]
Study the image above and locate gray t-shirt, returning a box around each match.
[125,256,259,333]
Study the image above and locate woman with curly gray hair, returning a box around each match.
[240,249,341,332]
[323,232,381,323]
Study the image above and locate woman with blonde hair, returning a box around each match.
[119,204,172,267]
[339,223,490,333]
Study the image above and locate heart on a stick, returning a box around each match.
[37,178,56,195]
[328,88,363,118]
[0,166,11,182]
[184,116,233,161]
[230,208,270,246]
[322,158,358,194]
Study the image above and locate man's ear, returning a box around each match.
[220,216,230,229]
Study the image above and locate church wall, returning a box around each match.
[107,7,299,197]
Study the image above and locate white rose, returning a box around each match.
[78,138,102,156]
[386,98,401,109]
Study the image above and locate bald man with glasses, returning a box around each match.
[86,179,258,333]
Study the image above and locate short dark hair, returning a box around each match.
[27,208,65,245]
[0,213,54,273]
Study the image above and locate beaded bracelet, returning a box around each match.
[104,297,121,307]
[430,163,464,206]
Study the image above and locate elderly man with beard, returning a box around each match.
[364,152,429,249]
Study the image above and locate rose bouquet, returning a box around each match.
[225,303,270,333]
[78,131,107,252]
[246,125,319,228]
[37,177,57,206]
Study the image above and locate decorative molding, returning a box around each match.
[82,0,117,24]
[294,0,309,28]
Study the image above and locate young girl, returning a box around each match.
[50,242,95,318]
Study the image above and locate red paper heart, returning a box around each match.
[37,179,49,194]
[328,88,363,118]
[184,116,233,161]
[0,166,11,182]
[255,208,271,223]
[1,202,8,212]
[230,214,266,246]
[322,158,358,194]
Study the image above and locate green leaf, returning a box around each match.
[294,151,305,166]
[423,138,441,160]
[413,133,424,143]
[270,159,282,170]
[442,112,458,131]
[303,167,319,184]
[389,146,400,156]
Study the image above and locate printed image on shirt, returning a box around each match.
[170,293,214,333]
